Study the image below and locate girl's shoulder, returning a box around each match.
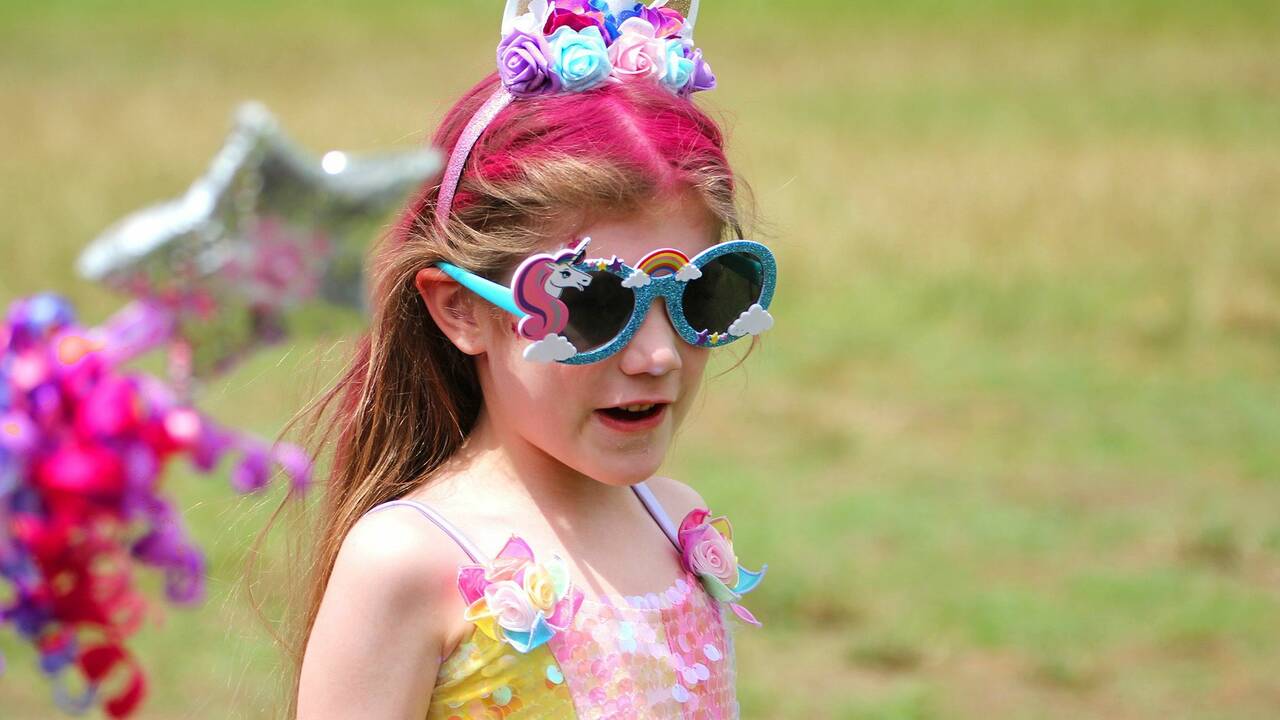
[339,503,472,599]
[338,501,481,639]
[645,474,708,522]
[323,504,476,646]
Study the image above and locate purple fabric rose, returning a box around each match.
[652,7,686,37]
[497,29,561,97]
[681,46,716,96]
[617,4,685,38]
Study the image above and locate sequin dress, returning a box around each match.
[367,483,743,719]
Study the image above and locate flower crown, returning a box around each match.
[433,0,713,227]
[498,0,715,98]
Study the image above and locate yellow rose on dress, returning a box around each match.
[523,564,559,612]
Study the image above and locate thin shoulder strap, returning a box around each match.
[367,499,489,564]
[631,482,681,551]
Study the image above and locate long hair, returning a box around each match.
[256,71,757,714]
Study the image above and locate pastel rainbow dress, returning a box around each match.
[366,482,763,719]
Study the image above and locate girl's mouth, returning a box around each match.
[594,403,668,432]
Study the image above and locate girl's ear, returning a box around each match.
[414,267,489,356]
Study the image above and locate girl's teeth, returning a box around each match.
[622,403,654,412]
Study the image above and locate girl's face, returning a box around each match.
[475,191,718,486]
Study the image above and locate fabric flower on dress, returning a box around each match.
[677,508,766,626]
[457,536,584,653]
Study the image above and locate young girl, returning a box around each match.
[291,2,776,717]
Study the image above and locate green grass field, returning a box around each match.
[2,1,1279,717]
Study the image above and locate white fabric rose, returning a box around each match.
[485,580,539,633]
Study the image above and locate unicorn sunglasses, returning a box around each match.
[434,237,777,364]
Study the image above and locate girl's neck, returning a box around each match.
[435,408,634,519]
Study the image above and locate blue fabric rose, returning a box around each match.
[616,3,647,25]
[547,25,613,93]
[659,39,695,94]
[587,0,615,18]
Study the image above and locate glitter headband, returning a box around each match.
[434,0,716,227]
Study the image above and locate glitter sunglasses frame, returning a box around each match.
[434,239,777,364]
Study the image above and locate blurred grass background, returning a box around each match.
[2,0,1279,717]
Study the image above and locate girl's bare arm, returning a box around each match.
[296,509,466,719]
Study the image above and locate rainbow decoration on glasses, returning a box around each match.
[635,248,690,277]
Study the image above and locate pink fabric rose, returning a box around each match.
[681,520,739,587]
[543,7,608,37]
[608,19,667,81]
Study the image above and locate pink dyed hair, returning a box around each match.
[396,72,744,250]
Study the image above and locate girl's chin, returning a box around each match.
[580,449,667,487]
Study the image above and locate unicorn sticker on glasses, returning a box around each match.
[512,237,593,362]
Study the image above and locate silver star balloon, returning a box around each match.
[77,101,441,378]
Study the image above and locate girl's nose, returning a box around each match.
[617,298,683,377]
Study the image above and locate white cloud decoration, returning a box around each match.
[523,334,578,362]
[621,270,651,288]
[675,263,702,282]
[727,303,774,337]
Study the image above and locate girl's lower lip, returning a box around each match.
[593,405,668,433]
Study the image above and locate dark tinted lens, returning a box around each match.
[681,251,764,335]
[560,270,635,352]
